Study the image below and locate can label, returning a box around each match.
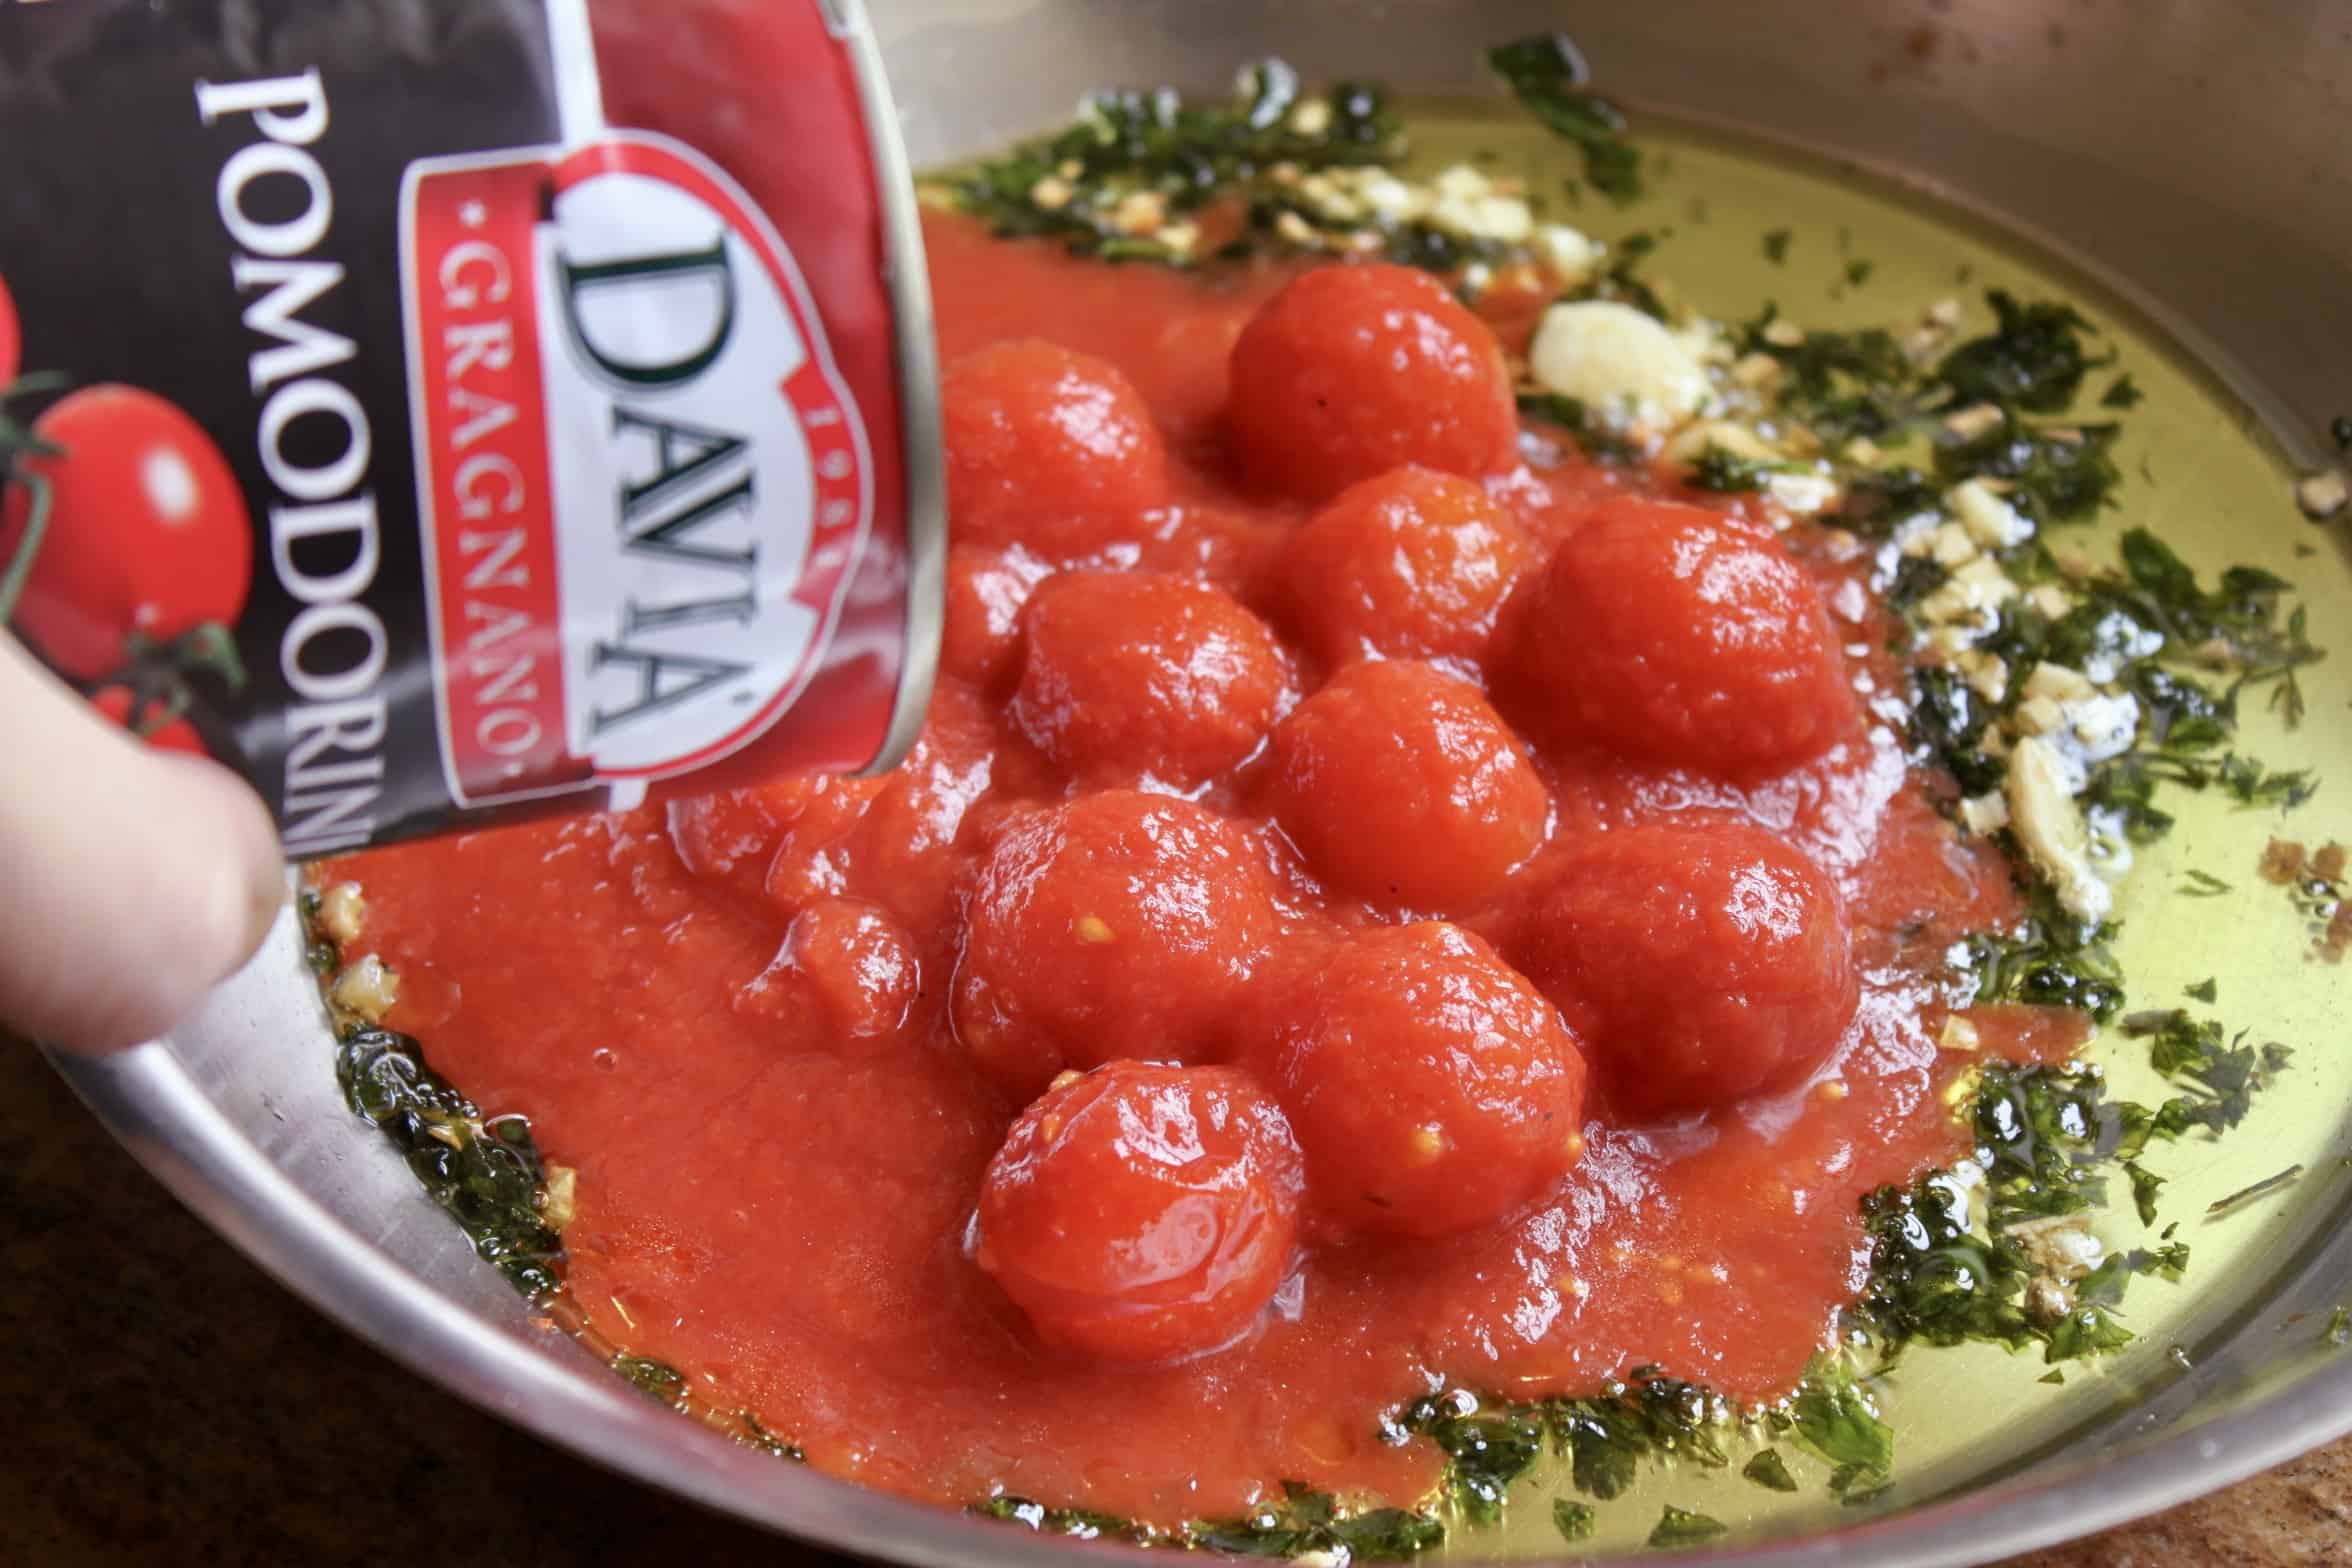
[0,0,938,856]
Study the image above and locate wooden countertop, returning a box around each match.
[3,1044,2340,1566]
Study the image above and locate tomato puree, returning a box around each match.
[322,210,2077,1522]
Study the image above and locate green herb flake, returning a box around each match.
[1763,228,1791,264]
[2038,1369,2066,1385]
[334,1025,564,1298]
[615,1353,688,1407]
[1936,416,2122,523]
[1647,1505,1729,1551]
[1741,1449,1800,1492]
[2102,373,2145,409]
[2125,1159,2166,1225]
[1936,290,2104,412]
[1487,35,1643,203]
[1184,1484,1445,1561]
[1789,1364,1894,1495]
[2180,872,2232,898]
[1553,1498,1598,1542]
[2327,1306,2352,1347]
[936,61,1399,265]
[1844,258,1875,287]
[2186,977,2219,1003]
[1686,445,1799,494]
[2206,1164,2304,1215]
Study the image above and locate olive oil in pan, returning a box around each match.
[1390,107,2352,1554]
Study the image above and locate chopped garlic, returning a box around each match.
[1942,403,2005,441]
[2006,735,2112,923]
[1958,790,2010,836]
[1110,188,1166,236]
[543,1165,579,1230]
[2014,694,2068,736]
[2298,469,2349,521]
[1950,478,2034,550]
[1665,420,1775,466]
[1765,472,1840,515]
[1955,647,2009,704]
[1287,97,1333,137]
[1927,521,1980,568]
[318,881,368,945]
[331,953,401,1023]
[1531,222,1601,281]
[1425,164,1532,244]
[1915,557,2019,633]
[1938,1015,1984,1053]
[2022,663,2097,706]
[1352,170,1420,223]
[1528,300,1709,431]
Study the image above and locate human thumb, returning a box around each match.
[0,634,284,1050]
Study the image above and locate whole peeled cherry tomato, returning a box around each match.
[1505,497,1854,777]
[0,386,253,680]
[1510,819,1858,1117]
[975,1061,1306,1363]
[1227,263,1520,501]
[0,273,19,387]
[1260,922,1587,1240]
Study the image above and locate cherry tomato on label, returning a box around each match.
[975,1061,1306,1363]
[0,273,19,387]
[0,386,253,681]
[90,685,206,756]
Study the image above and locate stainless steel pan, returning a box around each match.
[53,2,2352,1561]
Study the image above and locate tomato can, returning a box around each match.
[0,0,943,857]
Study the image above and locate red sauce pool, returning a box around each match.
[321,211,2081,1522]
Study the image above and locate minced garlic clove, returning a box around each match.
[318,881,368,945]
[1528,300,1709,432]
[330,954,401,1023]
[1950,477,2034,550]
[543,1164,579,1231]
[2006,735,2112,924]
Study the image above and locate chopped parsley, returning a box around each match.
[1763,227,1791,264]
[1647,1505,1730,1550]
[1685,444,1802,493]
[2205,1164,2304,1215]
[1935,290,2105,413]
[1553,1499,1597,1542]
[934,62,1398,263]
[2102,374,2145,409]
[980,1482,1446,1559]
[1844,258,1876,287]
[1788,1364,1895,1495]
[1486,35,1643,202]
[1741,1450,1799,1492]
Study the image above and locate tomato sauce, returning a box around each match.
[322,210,2080,1522]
